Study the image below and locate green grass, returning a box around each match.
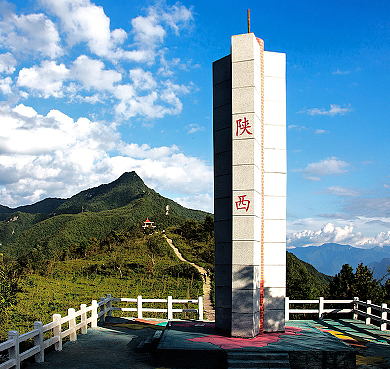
[0,232,203,342]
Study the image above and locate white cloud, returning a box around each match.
[159,3,194,35]
[174,193,213,213]
[40,0,121,58]
[0,52,17,74]
[288,124,307,131]
[315,129,327,134]
[0,104,213,211]
[0,76,12,94]
[288,216,390,248]
[332,69,350,75]
[186,124,205,134]
[1,1,195,122]
[0,104,117,155]
[287,222,357,247]
[288,221,390,249]
[131,2,193,52]
[342,197,390,218]
[118,143,179,159]
[113,79,189,120]
[71,55,122,91]
[17,61,70,98]
[0,10,62,59]
[323,186,360,197]
[305,104,353,116]
[129,68,157,90]
[38,0,193,63]
[131,12,166,48]
[296,157,349,180]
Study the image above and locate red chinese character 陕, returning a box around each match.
[236,117,252,136]
[235,195,250,212]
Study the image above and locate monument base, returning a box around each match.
[155,320,356,369]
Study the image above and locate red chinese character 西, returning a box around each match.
[236,117,252,136]
[235,195,250,212]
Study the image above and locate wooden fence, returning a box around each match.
[285,296,390,331]
[0,294,203,369]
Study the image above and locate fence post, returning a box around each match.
[365,300,371,325]
[33,321,44,363]
[319,297,324,319]
[198,296,204,321]
[167,296,173,320]
[80,304,87,334]
[8,330,20,369]
[106,294,112,317]
[137,295,143,319]
[99,297,105,323]
[353,297,359,320]
[285,297,290,321]
[91,300,98,328]
[381,303,387,331]
[68,308,77,341]
[53,314,62,351]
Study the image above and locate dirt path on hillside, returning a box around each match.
[163,235,215,321]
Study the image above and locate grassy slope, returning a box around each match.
[0,232,203,341]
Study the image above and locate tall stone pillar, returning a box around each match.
[213,33,286,338]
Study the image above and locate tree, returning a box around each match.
[203,215,214,239]
[329,264,355,299]
[354,263,383,303]
[286,252,328,299]
[180,220,202,240]
[147,233,168,257]
[0,254,18,314]
[329,263,383,303]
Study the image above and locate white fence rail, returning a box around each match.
[285,296,390,331]
[0,294,203,369]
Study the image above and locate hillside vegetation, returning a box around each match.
[0,228,204,341]
[0,172,208,261]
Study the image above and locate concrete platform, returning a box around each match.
[156,320,356,369]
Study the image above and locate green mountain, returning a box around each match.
[0,198,65,221]
[0,172,209,260]
[0,212,50,249]
[53,172,148,215]
[291,243,390,276]
[286,251,331,299]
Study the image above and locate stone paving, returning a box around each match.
[156,320,356,368]
[307,319,390,368]
[25,318,390,369]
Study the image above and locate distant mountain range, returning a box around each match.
[0,172,209,260]
[290,243,390,279]
[368,258,390,282]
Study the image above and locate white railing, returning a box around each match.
[0,294,203,369]
[285,296,390,331]
[352,297,389,331]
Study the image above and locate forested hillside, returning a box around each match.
[0,172,208,261]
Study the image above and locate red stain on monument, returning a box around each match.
[187,326,302,349]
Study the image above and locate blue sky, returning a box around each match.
[0,0,390,249]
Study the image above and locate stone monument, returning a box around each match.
[213,32,286,338]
